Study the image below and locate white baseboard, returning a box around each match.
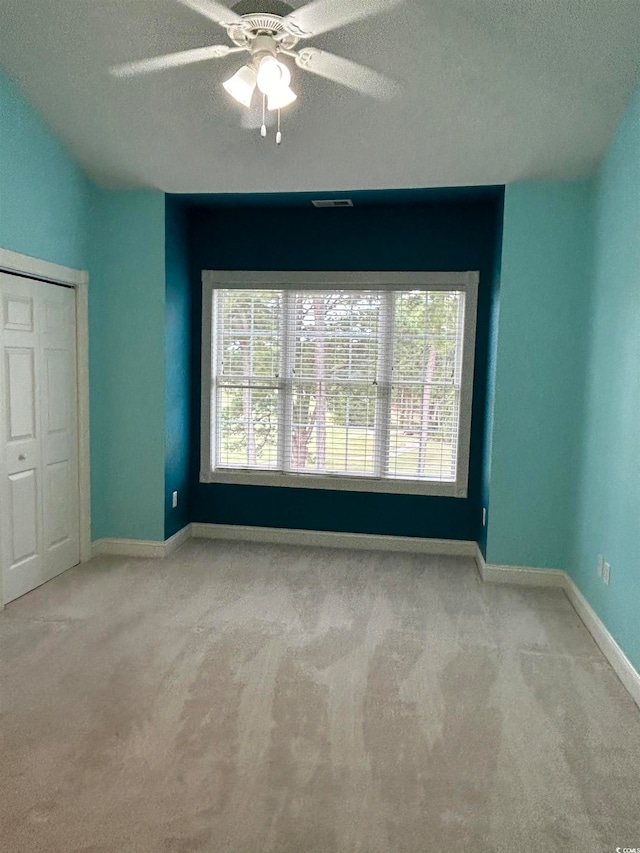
[481,566,567,587]
[190,522,477,557]
[92,524,475,560]
[92,537,167,558]
[165,524,193,555]
[92,524,192,559]
[474,545,566,587]
[475,545,640,709]
[563,574,640,709]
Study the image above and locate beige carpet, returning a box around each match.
[1,539,639,852]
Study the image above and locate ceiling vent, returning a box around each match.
[311,199,354,208]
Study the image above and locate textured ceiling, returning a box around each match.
[2,0,640,193]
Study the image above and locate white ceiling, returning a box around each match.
[2,0,640,193]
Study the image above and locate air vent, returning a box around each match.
[312,199,354,208]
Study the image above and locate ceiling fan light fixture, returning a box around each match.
[267,84,297,111]
[223,64,257,108]
[112,0,402,147]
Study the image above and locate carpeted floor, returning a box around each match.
[1,539,639,852]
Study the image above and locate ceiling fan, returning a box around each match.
[110,0,402,144]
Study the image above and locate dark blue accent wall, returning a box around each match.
[478,191,504,557]
[169,187,504,541]
[165,199,192,538]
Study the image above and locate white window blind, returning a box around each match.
[202,272,478,497]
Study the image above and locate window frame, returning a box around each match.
[200,271,478,497]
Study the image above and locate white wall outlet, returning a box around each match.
[597,554,604,577]
[602,561,611,585]
[172,490,178,508]
[482,507,487,526]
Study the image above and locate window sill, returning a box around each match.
[200,469,467,498]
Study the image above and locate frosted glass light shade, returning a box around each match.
[267,85,297,111]
[223,65,257,108]
[256,57,290,95]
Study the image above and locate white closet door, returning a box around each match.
[0,273,80,603]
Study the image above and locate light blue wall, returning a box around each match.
[487,180,593,568]
[88,188,166,541]
[1,69,168,542]
[570,84,640,672]
[0,69,88,268]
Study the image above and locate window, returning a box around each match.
[201,271,478,497]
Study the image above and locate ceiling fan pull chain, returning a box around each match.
[276,109,282,144]
[261,94,267,138]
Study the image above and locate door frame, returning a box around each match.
[0,247,91,608]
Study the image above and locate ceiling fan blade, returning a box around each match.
[295,48,398,100]
[175,0,243,27]
[282,0,403,39]
[110,45,240,77]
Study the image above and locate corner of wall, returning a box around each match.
[566,80,640,675]
[87,189,167,542]
[479,189,505,558]
[164,197,192,539]
[486,180,593,570]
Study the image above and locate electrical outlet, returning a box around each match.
[482,507,487,527]
[602,561,611,585]
[172,490,178,508]
[597,554,604,577]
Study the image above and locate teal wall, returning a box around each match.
[570,83,640,672]
[0,69,169,543]
[165,199,191,538]
[487,180,593,568]
[0,69,88,268]
[478,193,504,557]
[87,188,166,541]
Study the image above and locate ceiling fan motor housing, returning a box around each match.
[227,14,300,51]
